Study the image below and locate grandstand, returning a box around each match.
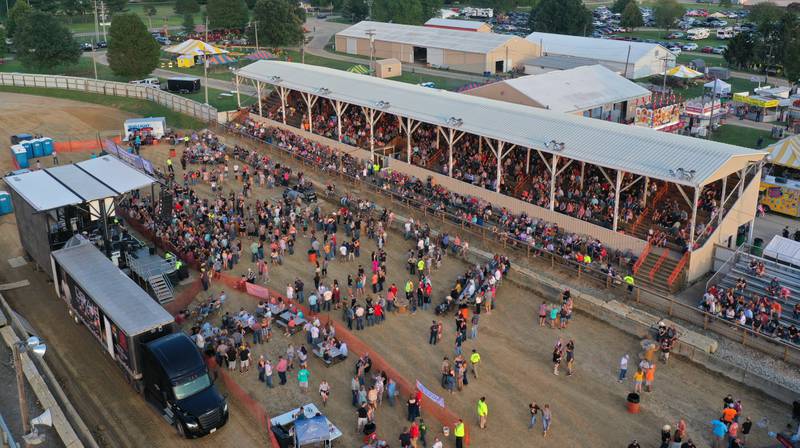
[234,61,767,293]
[709,249,800,345]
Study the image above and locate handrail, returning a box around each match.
[628,182,670,236]
[649,249,670,281]
[705,243,747,292]
[667,251,690,288]
[632,242,652,275]
[217,122,800,364]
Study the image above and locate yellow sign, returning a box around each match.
[733,93,779,108]
[634,104,681,129]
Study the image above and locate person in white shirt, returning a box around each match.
[432,437,443,448]
[618,354,629,383]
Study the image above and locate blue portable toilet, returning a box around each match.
[32,139,44,158]
[11,145,28,168]
[20,140,34,159]
[42,138,54,156]
[0,191,12,216]
[10,133,33,145]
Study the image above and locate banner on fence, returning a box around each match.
[103,139,156,176]
[245,282,271,299]
[416,379,445,408]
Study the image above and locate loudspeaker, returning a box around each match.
[31,409,52,428]
[159,191,173,222]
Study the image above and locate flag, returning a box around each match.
[415,380,445,408]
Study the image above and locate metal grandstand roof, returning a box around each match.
[237,61,765,187]
[424,18,488,30]
[494,65,651,113]
[337,21,523,54]
[527,32,671,64]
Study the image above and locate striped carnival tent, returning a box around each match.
[245,50,277,60]
[205,54,236,65]
[347,64,369,74]
[766,134,800,170]
[164,39,228,56]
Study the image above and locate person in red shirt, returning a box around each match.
[374,303,384,323]
[409,421,420,448]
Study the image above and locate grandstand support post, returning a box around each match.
[278,86,288,125]
[331,99,349,142]
[301,92,319,134]
[689,186,700,250]
[441,127,464,177]
[526,148,531,174]
[580,161,585,190]
[549,153,558,212]
[642,177,649,208]
[718,176,727,225]
[235,73,241,109]
[403,117,420,164]
[612,169,623,232]
[363,107,384,161]
[737,166,746,198]
[256,81,263,117]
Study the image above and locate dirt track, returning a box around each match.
[0,93,265,447]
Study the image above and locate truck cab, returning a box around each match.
[142,333,228,437]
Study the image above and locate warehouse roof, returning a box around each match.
[492,65,651,113]
[52,237,174,336]
[337,21,525,54]
[522,54,605,71]
[237,61,764,187]
[527,32,671,64]
[424,18,488,30]
[3,155,156,212]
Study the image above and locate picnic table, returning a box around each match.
[312,343,347,367]
[274,311,306,335]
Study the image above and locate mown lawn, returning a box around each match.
[709,124,778,149]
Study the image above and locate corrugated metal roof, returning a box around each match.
[46,164,117,202]
[237,61,765,187]
[3,170,83,212]
[424,18,488,30]
[522,54,603,70]
[527,32,671,65]
[52,237,174,336]
[76,155,156,193]
[499,65,651,113]
[337,21,524,54]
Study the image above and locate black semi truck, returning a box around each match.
[51,236,227,437]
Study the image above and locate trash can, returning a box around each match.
[736,233,746,246]
[752,238,764,257]
[626,392,640,414]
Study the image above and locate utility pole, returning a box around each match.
[92,0,100,80]
[203,16,209,105]
[93,0,101,45]
[99,0,108,42]
[254,20,259,51]
[366,29,376,76]
[366,0,374,19]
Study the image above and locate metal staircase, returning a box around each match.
[125,252,175,304]
[147,274,174,305]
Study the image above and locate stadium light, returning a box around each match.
[447,117,463,127]
[375,100,391,109]
[317,87,331,96]
[269,76,283,83]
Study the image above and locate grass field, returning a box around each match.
[0,58,131,82]
[669,76,760,99]
[62,1,204,33]
[0,85,205,129]
[709,124,778,148]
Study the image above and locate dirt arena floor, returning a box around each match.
[0,93,266,447]
[140,134,794,448]
[0,94,796,448]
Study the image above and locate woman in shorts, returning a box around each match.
[319,380,331,406]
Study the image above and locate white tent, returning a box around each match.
[704,79,731,95]
[763,236,800,268]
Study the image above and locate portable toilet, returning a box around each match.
[42,137,54,156]
[10,133,33,145]
[20,140,34,159]
[11,145,28,168]
[32,139,44,158]
[0,191,12,216]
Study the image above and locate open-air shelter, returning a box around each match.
[235,60,767,281]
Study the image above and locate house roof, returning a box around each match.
[527,32,672,65]
[424,18,488,30]
[337,21,527,54]
[237,60,764,187]
[492,65,651,113]
[52,237,174,336]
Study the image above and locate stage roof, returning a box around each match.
[3,155,156,212]
[237,61,765,187]
[52,237,174,336]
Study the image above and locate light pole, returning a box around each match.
[13,336,47,446]
[366,29,376,76]
[203,16,209,105]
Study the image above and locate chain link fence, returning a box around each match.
[0,73,218,123]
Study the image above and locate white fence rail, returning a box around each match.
[0,73,218,123]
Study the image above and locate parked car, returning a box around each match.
[668,46,682,55]
[701,46,715,53]
[96,41,108,48]
[130,78,161,89]
[155,36,171,45]
[80,42,93,52]
[712,46,726,55]
[666,32,684,39]
[682,43,699,51]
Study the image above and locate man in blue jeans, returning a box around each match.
[618,353,629,383]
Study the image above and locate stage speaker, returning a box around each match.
[159,191,173,222]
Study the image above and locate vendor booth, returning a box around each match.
[685,96,728,135]
[733,92,781,122]
[760,135,800,217]
[633,92,684,133]
[704,79,731,96]
[270,403,342,448]
[123,117,166,141]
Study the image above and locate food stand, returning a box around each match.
[633,93,685,133]
[732,93,781,122]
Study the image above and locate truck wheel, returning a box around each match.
[176,421,186,438]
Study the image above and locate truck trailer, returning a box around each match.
[51,236,228,437]
[166,76,201,94]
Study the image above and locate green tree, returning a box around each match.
[372,0,442,25]
[749,2,783,29]
[106,0,128,12]
[0,27,6,59]
[13,11,80,70]
[653,0,684,30]
[28,0,59,13]
[611,0,636,14]
[529,0,592,35]
[60,0,89,16]
[620,1,643,29]
[719,0,732,7]
[182,13,196,34]
[724,32,755,70]
[6,0,32,37]
[107,13,160,78]
[343,0,368,21]
[250,0,303,46]
[245,0,257,7]
[207,0,249,29]
[175,0,200,15]
[144,5,157,29]
[0,0,17,19]
[784,38,800,84]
